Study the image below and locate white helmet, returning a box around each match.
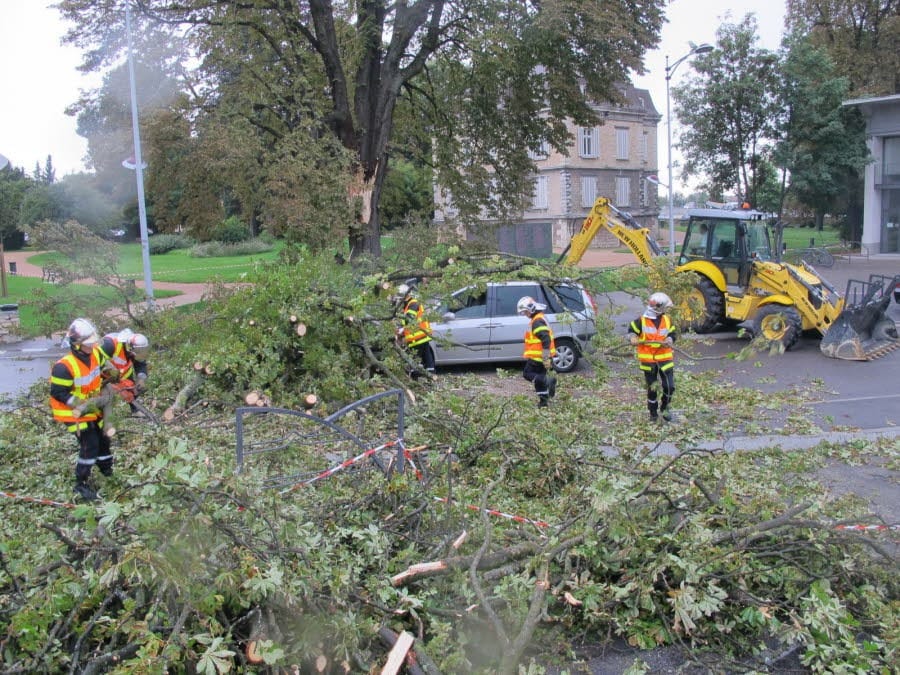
[128,333,150,361]
[517,296,545,316]
[397,278,418,297]
[647,292,673,317]
[117,328,135,342]
[67,318,100,348]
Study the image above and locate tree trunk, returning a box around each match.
[349,159,388,259]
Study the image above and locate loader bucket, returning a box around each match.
[820,275,900,360]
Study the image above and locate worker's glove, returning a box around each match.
[135,372,148,393]
[101,363,121,382]
[663,337,674,347]
[629,335,640,346]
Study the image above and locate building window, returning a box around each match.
[581,175,597,208]
[884,136,900,182]
[528,139,550,161]
[532,175,548,209]
[580,127,599,158]
[615,176,630,207]
[640,131,648,163]
[616,128,629,160]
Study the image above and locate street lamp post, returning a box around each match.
[665,42,713,256]
[125,0,154,309]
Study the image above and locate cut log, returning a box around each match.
[204,365,215,376]
[451,530,468,550]
[163,371,205,422]
[193,361,204,371]
[245,391,261,406]
[381,631,414,675]
[295,322,307,337]
[302,393,317,409]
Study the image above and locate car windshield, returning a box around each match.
[550,285,586,313]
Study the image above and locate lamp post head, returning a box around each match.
[689,42,714,55]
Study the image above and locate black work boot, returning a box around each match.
[74,481,98,501]
[538,396,549,408]
[99,465,114,477]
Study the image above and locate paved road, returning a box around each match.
[600,255,900,432]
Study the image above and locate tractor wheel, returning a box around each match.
[684,276,724,334]
[753,304,802,350]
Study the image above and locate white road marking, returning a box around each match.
[806,393,900,405]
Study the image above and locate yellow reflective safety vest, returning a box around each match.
[402,298,432,348]
[523,312,556,361]
[635,314,674,368]
[102,337,135,379]
[49,350,103,430]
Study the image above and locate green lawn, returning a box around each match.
[27,241,283,284]
[0,275,179,331]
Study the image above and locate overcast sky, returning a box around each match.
[0,0,786,182]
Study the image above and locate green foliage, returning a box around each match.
[212,216,251,244]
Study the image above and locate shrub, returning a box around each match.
[149,234,193,255]
[212,216,251,244]
[189,238,275,258]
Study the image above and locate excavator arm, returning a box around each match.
[559,197,664,266]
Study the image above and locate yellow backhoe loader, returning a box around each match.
[559,197,899,361]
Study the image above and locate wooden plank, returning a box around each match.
[381,630,415,675]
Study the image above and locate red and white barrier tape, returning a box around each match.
[280,440,398,493]
[835,524,899,532]
[434,496,550,529]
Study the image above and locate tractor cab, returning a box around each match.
[679,208,772,289]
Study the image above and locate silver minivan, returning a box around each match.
[429,280,597,373]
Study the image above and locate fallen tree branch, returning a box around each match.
[711,503,813,545]
[164,371,205,422]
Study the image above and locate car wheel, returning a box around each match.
[552,338,579,373]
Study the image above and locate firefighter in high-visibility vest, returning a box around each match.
[395,280,436,378]
[100,329,150,413]
[49,318,117,501]
[628,292,677,422]
[518,296,557,408]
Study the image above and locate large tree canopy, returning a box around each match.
[57,0,666,259]
[674,15,781,205]
[775,34,869,229]
[785,0,900,95]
